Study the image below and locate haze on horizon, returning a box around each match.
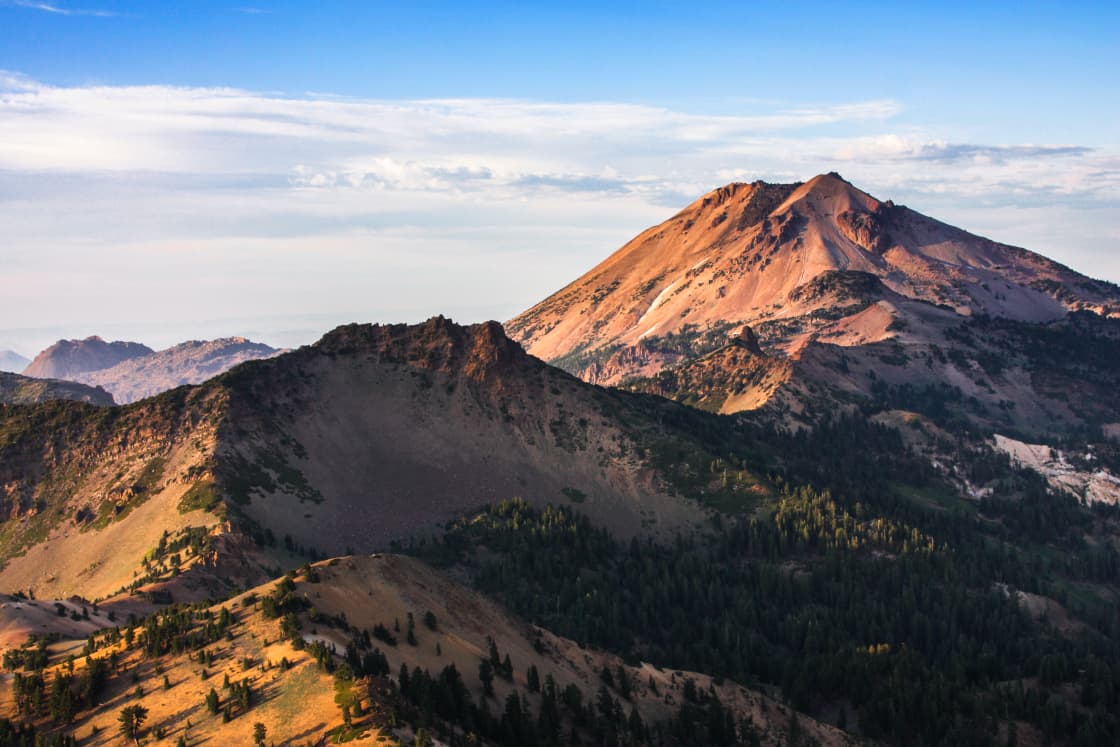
[1,0,1117,356]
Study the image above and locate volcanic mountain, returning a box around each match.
[71,336,281,404]
[0,317,760,601]
[22,336,153,379]
[508,173,1120,430]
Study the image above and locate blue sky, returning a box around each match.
[1,1,1117,353]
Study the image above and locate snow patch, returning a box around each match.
[638,321,664,340]
[635,280,678,327]
[993,434,1120,505]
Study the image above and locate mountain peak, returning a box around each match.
[678,179,800,227]
[315,316,529,384]
[508,174,1120,386]
[780,171,883,216]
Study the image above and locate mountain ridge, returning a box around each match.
[22,336,153,380]
[0,316,763,601]
[71,336,282,404]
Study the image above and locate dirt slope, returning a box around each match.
[0,388,229,601]
[223,318,709,561]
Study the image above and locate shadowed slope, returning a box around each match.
[0,317,769,600]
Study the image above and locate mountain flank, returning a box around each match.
[0,372,114,406]
[0,554,845,746]
[0,317,771,601]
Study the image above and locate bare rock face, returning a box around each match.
[23,336,153,379]
[736,325,764,356]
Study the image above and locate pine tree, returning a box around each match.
[118,704,148,745]
[406,619,418,646]
[479,659,495,697]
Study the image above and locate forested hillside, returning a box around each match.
[409,412,1120,745]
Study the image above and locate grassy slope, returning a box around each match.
[0,555,850,747]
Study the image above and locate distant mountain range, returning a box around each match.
[68,337,282,404]
[21,335,281,404]
[22,336,153,379]
[0,350,29,374]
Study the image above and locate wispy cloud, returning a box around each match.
[908,143,1093,162]
[0,77,913,195]
[0,74,1115,350]
[831,136,1094,165]
[1,76,1106,207]
[233,6,269,14]
[6,0,117,17]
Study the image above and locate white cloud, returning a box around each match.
[0,74,1115,352]
[6,0,117,17]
